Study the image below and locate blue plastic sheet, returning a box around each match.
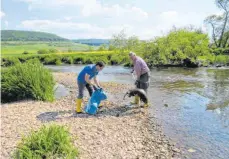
[84,88,107,115]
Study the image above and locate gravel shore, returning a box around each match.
[1,72,181,159]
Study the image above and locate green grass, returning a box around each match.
[1,51,129,67]
[1,59,55,103]
[13,124,79,159]
[1,41,98,55]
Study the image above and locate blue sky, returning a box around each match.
[1,0,222,39]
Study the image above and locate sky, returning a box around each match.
[0,0,222,39]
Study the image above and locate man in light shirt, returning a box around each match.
[129,52,150,107]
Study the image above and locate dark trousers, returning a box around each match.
[136,72,150,93]
[77,82,94,99]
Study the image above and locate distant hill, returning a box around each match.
[1,30,69,41]
[73,39,110,46]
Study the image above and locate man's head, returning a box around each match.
[129,52,137,61]
[95,61,105,72]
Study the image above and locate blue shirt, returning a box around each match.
[77,65,98,84]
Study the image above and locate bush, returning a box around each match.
[110,54,128,65]
[23,51,29,54]
[1,60,54,103]
[73,57,83,64]
[215,55,229,65]
[37,49,48,54]
[212,48,224,56]
[84,57,93,64]
[1,57,21,67]
[62,56,73,64]
[97,44,107,51]
[223,48,229,54]
[13,124,78,159]
[44,56,62,65]
[55,59,62,65]
[49,48,58,53]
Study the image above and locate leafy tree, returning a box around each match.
[205,0,229,48]
[110,29,128,53]
[98,44,107,51]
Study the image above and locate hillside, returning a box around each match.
[1,30,69,41]
[73,39,110,46]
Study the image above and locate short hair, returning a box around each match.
[129,52,136,56]
[96,61,105,67]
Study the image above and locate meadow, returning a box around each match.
[1,41,98,55]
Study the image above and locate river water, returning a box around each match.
[47,65,229,159]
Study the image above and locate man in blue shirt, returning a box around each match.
[76,61,105,113]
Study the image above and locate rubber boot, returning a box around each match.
[131,95,140,105]
[143,103,149,107]
[76,98,83,113]
[98,102,103,108]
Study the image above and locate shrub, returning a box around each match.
[43,56,62,65]
[215,55,229,65]
[110,54,128,65]
[55,59,62,65]
[84,58,93,64]
[37,49,48,54]
[13,124,78,159]
[23,51,29,54]
[1,57,21,67]
[1,60,54,103]
[73,57,83,64]
[49,48,58,53]
[62,56,73,64]
[223,48,229,54]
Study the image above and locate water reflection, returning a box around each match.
[151,67,229,159]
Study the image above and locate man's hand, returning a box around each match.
[135,80,140,87]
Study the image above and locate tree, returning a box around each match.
[108,44,115,51]
[88,46,94,52]
[110,29,128,53]
[126,35,140,51]
[98,44,106,51]
[146,29,210,65]
[222,30,229,47]
[205,0,229,48]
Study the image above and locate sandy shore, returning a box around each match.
[1,72,181,159]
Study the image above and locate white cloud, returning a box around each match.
[19,10,209,39]
[19,20,135,39]
[18,0,148,21]
[0,11,5,18]
[155,11,211,34]
[4,21,9,28]
[160,11,178,22]
[64,17,72,21]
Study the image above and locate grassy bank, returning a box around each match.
[1,51,229,68]
[1,51,130,67]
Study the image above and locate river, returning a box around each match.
[46,65,229,159]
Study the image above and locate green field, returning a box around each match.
[1,41,98,55]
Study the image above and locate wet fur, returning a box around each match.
[123,88,148,104]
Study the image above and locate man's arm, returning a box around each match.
[85,73,93,85]
[134,61,142,80]
[93,76,100,87]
